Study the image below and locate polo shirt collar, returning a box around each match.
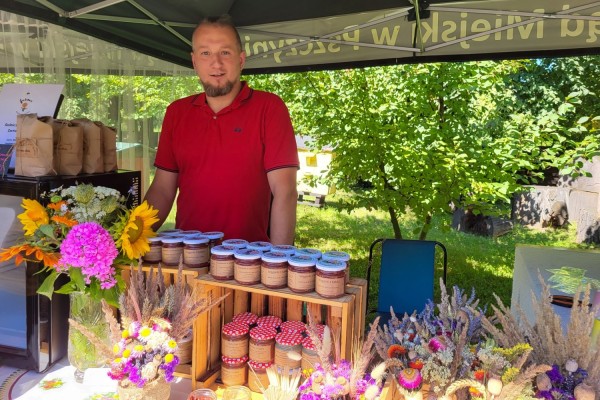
[192,81,252,113]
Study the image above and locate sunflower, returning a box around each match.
[51,215,78,228]
[117,201,158,259]
[17,199,49,236]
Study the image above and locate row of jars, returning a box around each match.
[142,229,225,267]
[210,242,350,299]
[221,312,324,388]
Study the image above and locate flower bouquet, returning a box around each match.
[298,314,387,400]
[0,183,158,305]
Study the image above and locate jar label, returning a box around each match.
[142,247,162,263]
[288,270,315,291]
[221,337,249,359]
[211,259,234,278]
[184,247,209,266]
[275,346,301,369]
[221,363,247,386]
[162,246,183,265]
[249,341,274,363]
[261,265,288,286]
[316,275,345,297]
[234,263,261,284]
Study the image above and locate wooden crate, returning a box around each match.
[117,263,204,380]
[193,274,365,389]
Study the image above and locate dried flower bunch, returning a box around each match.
[70,261,225,389]
[481,274,600,397]
[298,314,387,400]
[0,183,158,305]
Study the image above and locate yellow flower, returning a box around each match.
[122,349,131,358]
[140,326,151,337]
[168,340,177,349]
[121,330,130,338]
[134,345,144,352]
[165,353,174,363]
[118,201,159,259]
[113,344,120,354]
[17,199,49,236]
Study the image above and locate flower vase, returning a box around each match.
[117,376,172,400]
[67,291,110,383]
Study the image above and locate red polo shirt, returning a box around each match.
[154,82,299,241]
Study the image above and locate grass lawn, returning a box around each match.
[161,195,593,311]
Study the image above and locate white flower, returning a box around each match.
[487,377,503,396]
[565,359,578,373]
[364,384,381,400]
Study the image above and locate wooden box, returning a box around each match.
[192,274,367,389]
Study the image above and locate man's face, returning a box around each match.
[191,25,245,97]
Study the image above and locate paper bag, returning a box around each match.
[72,118,103,173]
[14,114,55,177]
[40,117,84,176]
[94,121,118,172]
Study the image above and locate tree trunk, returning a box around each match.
[388,206,403,239]
[419,214,432,240]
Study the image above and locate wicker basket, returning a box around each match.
[176,331,193,365]
[117,376,171,400]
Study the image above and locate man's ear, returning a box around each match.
[240,51,246,71]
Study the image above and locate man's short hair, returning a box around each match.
[194,15,243,52]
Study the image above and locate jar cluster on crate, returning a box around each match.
[208,240,352,299]
[142,228,224,269]
[220,311,328,391]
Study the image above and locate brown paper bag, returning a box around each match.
[39,117,84,176]
[95,121,118,172]
[72,118,103,173]
[15,114,56,177]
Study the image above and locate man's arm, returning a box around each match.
[144,168,179,231]
[267,167,298,245]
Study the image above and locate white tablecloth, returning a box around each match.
[9,357,192,400]
[511,244,600,330]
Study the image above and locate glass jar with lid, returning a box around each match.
[248,326,277,363]
[210,245,237,280]
[221,355,248,387]
[142,236,162,264]
[157,228,182,237]
[221,322,249,359]
[223,239,249,249]
[301,336,320,372]
[270,244,296,256]
[287,254,316,293]
[315,259,346,298]
[202,231,224,250]
[295,248,322,260]
[161,236,184,266]
[247,360,272,393]
[232,311,258,326]
[183,237,210,269]
[280,320,306,335]
[247,241,272,253]
[322,250,351,283]
[260,251,288,289]
[256,315,282,330]
[234,248,262,285]
[274,331,302,370]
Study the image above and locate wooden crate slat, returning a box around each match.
[268,297,286,319]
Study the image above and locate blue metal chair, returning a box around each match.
[366,238,447,321]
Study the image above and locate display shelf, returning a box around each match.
[192,274,367,390]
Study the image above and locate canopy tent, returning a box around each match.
[1,0,600,74]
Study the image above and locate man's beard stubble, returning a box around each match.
[201,79,235,97]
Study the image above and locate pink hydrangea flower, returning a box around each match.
[58,222,118,289]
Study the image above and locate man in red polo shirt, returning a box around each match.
[144,15,299,244]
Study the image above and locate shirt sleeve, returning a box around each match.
[153,102,179,172]
[262,94,299,172]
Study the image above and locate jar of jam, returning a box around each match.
[256,315,282,330]
[221,355,248,387]
[187,388,218,400]
[301,336,320,372]
[322,250,351,283]
[158,228,182,237]
[183,237,210,269]
[315,259,346,299]
[247,360,272,392]
[295,248,322,260]
[287,255,316,293]
[203,231,224,250]
[280,320,306,335]
[234,249,262,285]
[270,244,296,256]
[142,236,162,263]
[249,326,277,363]
[232,312,258,326]
[182,229,202,236]
[247,241,272,253]
[221,322,249,359]
[274,332,302,370]
[161,237,184,266]
[223,239,249,249]
[260,251,288,289]
[210,245,237,280]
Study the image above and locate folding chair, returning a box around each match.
[366,238,447,322]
